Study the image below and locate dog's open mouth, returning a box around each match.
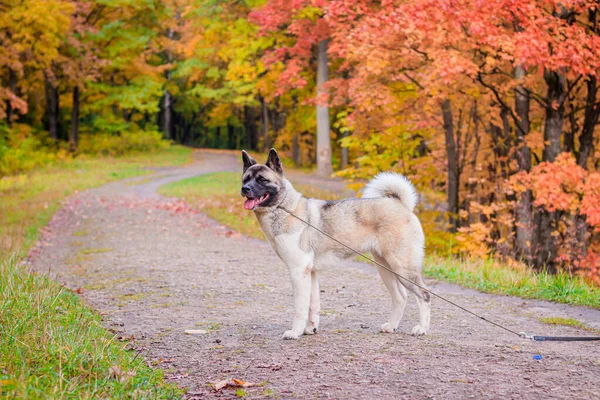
[243,193,270,210]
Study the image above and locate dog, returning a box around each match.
[240,148,431,339]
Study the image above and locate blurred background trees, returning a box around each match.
[1,0,599,283]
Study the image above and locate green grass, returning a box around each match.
[537,317,599,333]
[0,256,181,398]
[539,317,585,329]
[160,171,600,310]
[425,256,600,309]
[0,145,191,398]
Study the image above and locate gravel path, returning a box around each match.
[29,150,600,399]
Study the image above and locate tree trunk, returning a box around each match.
[316,39,333,177]
[577,76,599,168]
[261,97,271,151]
[270,105,285,149]
[536,69,566,272]
[6,68,16,127]
[572,75,600,261]
[244,106,258,150]
[490,107,511,180]
[215,126,221,148]
[69,86,80,151]
[442,99,459,233]
[514,65,534,264]
[341,131,349,169]
[227,123,235,149]
[163,89,172,140]
[292,134,301,166]
[542,70,565,163]
[163,27,174,140]
[44,71,59,140]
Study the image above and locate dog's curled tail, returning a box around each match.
[362,172,418,211]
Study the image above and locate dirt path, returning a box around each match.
[29,150,600,399]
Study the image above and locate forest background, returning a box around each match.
[2,0,600,285]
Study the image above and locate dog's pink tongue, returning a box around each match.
[244,198,259,210]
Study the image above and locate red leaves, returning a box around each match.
[529,153,586,214]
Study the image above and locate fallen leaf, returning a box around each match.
[213,378,257,391]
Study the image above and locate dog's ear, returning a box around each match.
[265,148,283,174]
[242,150,257,173]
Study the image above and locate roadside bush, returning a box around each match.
[78,129,169,156]
[0,124,68,177]
[0,124,171,178]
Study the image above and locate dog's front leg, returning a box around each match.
[283,265,312,340]
[304,270,320,335]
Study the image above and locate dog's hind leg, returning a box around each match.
[383,255,431,336]
[304,270,320,335]
[374,255,408,333]
[410,284,431,336]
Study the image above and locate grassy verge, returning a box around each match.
[0,145,191,398]
[426,256,600,308]
[159,171,600,309]
[0,256,181,398]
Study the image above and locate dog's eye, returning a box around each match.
[257,177,268,184]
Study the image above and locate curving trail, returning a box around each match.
[29,150,600,399]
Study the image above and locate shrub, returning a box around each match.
[0,124,68,177]
[78,130,169,156]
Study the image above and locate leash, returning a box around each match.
[278,205,600,343]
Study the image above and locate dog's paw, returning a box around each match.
[303,325,318,335]
[411,325,428,336]
[380,323,395,333]
[282,330,301,340]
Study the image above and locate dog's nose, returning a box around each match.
[241,185,251,195]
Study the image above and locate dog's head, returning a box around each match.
[240,148,285,210]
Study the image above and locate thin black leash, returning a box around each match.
[278,206,600,343]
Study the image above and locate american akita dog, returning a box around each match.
[241,148,431,339]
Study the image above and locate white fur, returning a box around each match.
[272,231,315,339]
[362,172,418,211]
[253,170,430,339]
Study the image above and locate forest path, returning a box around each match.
[28,149,600,399]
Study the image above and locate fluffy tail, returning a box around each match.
[362,172,418,211]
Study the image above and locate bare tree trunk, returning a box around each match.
[163,28,174,140]
[572,75,600,261]
[292,134,301,166]
[269,104,285,149]
[466,105,481,224]
[442,99,459,233]
[542,71,565,162]
[341,131,349,169]
[261,97,271,151]
[6,68,16,127]
[163,89,172,139]
[44,71,59,140]
[227,123,235,149]
[69,86,80,151]
[244,106,258,150]
[316,39,333,177]
[578,76,599,168]
[536,69,566,272]
[514,65,534,264]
